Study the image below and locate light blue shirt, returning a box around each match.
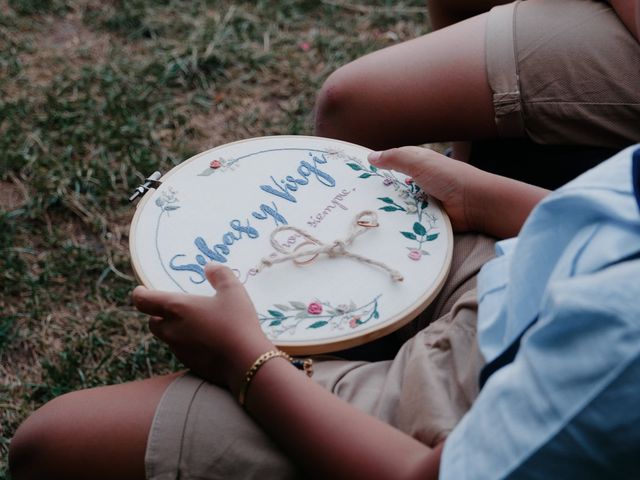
[441,145,640,478]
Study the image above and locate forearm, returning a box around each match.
[242,357,440,480]
[469,171,550,238]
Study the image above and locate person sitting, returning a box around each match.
[9,141,640,479]
[314,0,640,187]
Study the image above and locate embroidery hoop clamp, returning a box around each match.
[129,171,163,202]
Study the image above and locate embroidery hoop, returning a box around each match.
[129,136,453,354]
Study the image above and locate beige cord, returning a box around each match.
[257,210,404,282]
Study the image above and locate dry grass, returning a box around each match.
[0,1,430,476]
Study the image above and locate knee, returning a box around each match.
[9,393,75,480]
[313,66,360,138]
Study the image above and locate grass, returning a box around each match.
[0,0,429,476]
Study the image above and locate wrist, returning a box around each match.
[463,167,494,234]
[225,337,275,398]
[232,346,314,407]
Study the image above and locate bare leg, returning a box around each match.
[9,372,182,480]
[314,13,497,155]
[423,0,512,159]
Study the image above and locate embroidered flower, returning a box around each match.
[404,177,414,185]
[336,303,350,314]
[408,249,422,261]
[349,316,361,328]
[383,178,394,186]
[307,302,323,315]
[156,187,179,210]
[209,159,222,169]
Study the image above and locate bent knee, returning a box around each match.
[314,66,361,138]
[9,391,88,480]
[9,397,60,479]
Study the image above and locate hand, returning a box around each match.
[369,146,550,238]
[368,146,485,232]
[132,264,274,394]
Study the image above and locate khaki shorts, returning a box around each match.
[144,234,496,480]
[486,0,640,148]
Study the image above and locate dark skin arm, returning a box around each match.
[133,147,549,479]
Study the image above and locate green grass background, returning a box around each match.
[0,1,429,476]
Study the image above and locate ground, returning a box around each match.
[0,0,430,476]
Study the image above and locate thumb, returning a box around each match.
[368,146,470,203]
[205,263,241,292]
[367,146,445,180]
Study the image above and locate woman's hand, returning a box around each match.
[132,264,273,395]
[368,146,550,238]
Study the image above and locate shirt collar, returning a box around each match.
[634,147,640,212]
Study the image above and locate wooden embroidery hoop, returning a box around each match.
[129,136,453,354]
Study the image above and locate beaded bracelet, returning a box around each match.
[238,350,313,407]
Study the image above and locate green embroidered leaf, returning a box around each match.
[401,231,417,240]
[373,310,380,319]
[426,233,439,241]
[164,205,180,211]
[359,173,372,178]
[346,162,363,171]
[274,304,290,311]
[421,199,429,210]
[197,168,216,177]
[269,320,282,326]
[369,164,378,172]
[380,206,400,212]
[413,222,427,236]
[290,301,307,310]
[268,309,285,318]
[308,321,328,329]
[377,197,395,204]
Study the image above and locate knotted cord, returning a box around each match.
[257,210,404,282]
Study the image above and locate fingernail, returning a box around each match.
[368,151,382,164]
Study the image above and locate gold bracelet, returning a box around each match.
[238,350,313,407]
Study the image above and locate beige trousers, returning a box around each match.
[486,0,640,148]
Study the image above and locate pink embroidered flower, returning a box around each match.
[404,177,414,185]
[209,159,222,169]
[383,178,394,186]
[349,316,361,328]
[307,302,323,315]
[408,249,422,261]
[299,42,311,52]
